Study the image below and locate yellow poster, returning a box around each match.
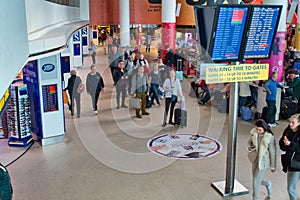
[205,64,269,84]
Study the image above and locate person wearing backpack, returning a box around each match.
[64,70,82,118]
[247,119,276,200]
[279,114,300,200]
[86,65,105,114]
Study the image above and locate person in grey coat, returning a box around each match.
[131,66,150,118]
[247,119,276,200]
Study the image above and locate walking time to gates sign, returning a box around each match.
[205,63,269,84]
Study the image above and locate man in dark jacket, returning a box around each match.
[113,60,128,109]
[86,65,105,114]
[64,70,82,118]
[288,70,300,113]
[164,46,175,68]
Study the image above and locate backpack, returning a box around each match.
[240,106,253,121]
[0,163,13,200]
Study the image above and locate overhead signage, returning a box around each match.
[210,6,249,62]
[73,31,81,42]
[243,6,282,59]
[205,64,269,84]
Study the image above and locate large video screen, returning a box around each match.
[194,6,217,56]
[210,6,249,62]
[243,6,282,59]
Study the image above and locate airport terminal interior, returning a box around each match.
[1,0,300,200]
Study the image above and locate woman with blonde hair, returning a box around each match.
[279,114,300,200]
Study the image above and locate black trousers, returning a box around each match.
[90,90,101,111]
[266,100,276,124]
[164,96,177,123]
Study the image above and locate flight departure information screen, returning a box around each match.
[211,6,249,62]
[243,6,282,59]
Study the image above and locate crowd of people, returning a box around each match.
[65,43,184,127]
[63,32,300,200]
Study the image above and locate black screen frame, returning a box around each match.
[209,4,251,63]
[242,5,282,60]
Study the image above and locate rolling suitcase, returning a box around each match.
[174,108,187,127]
[240,106,253,121]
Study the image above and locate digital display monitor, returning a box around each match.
[243,5,282,59]
[42,84,58,112]
[194,6,217,56]
[210,6,249,62]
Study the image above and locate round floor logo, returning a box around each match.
[147,133,222,160]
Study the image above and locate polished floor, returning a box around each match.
[1,46,294,200]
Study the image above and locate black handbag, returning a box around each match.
[290,152,300,169]
[281,153,290,173]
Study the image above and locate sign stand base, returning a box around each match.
[211,179,249,197]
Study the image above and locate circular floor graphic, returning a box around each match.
[147,134,222,160]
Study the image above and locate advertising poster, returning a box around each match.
[260,32,286,82]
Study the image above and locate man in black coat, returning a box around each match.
[64,70,82,118]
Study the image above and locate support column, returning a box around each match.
[260,0,288,82]
[161,0,176,59]
[120,0,130,50]
[296,0,300,58]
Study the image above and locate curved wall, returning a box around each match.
[26,0,80,38]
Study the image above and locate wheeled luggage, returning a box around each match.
[174,108,187,127]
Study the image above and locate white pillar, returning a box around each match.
[161,0,176,59]
[80,0,89,20]
[120,0,130,49]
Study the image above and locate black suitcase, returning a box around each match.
[261,106,268,122]
[174,108,187,127]
[280,99,297,119]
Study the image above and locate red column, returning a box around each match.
[161,0,176,60]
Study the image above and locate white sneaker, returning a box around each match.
[94,110,98,114]
[268,123,276,128]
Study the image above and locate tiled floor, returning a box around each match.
[0,46,293,199]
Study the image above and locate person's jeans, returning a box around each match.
[70,94,81,117]
[287,171,300,200]
[164,96,177,123]
[266,100,276,124]
[136,92,147,116]
[90,90,101,111]
[92,52,96,64]
[146,44,151,52]
[252,165,269,200]
[150,84,160,105]
[116,85,127,106]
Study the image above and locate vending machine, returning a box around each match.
[7,84,33,147]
